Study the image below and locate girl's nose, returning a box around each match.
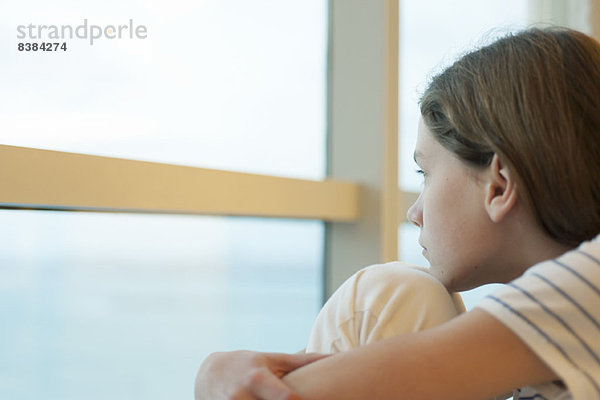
[406,193,423,228]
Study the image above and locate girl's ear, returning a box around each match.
[484,154,518,223]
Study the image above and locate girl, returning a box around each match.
[195,27,600,400]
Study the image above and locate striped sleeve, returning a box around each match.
[476,235,600,400]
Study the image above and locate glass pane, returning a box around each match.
[0,0,326,180]
[0,210,323,399]
[398,0,529,308]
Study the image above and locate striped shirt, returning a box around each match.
[477,234,600,400]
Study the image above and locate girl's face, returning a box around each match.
[407,119,505,291]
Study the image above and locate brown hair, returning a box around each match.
[420,27,600,246]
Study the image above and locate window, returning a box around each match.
[0,0,326,180]
[0,210,322,399]
[0,1,327,399]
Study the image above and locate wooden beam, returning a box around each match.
[324,0,399,299]
[0,145,359,221]
[591,0,600,42]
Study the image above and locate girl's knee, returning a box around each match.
[306,262,464,353]
[352,263,464,332]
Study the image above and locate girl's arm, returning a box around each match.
[194,351,329,400]
[283,309,557,400]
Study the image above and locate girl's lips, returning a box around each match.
[418,241,427,258]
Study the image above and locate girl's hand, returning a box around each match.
[195,350,330,400]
